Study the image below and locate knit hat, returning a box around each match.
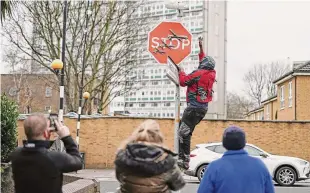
[222,126,246,150]
[199,56,215,70]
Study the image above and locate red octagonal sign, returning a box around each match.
[148,21,192,65]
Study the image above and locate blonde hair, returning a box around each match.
[118,120,164,150]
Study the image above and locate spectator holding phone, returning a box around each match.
[9,113,82,193]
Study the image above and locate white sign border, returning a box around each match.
[147,20,193,65]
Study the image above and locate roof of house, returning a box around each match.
[246,105,264,115]
[261,95,277,104]
[273,61,310,84]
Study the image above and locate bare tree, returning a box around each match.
[226,91,254,119]
[3,47,34,113]
[265,61,290,97]
[243,64,265,107]
[243,61,290,107]
[2,1,147,114]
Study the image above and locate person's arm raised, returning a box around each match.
[198,37,205,61]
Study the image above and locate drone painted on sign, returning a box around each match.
[153,29,188,54]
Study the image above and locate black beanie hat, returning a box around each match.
[222,126,246,150]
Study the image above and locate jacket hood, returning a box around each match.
[199,56,216,70]
[114,142,177,177]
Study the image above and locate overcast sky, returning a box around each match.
[227,0,310,94]
[1,1,310,95]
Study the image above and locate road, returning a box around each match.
[67,169,310,193]
[100,178,310,193]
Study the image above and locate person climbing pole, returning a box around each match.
[177,37,217,170]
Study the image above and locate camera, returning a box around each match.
[49,113,59,132]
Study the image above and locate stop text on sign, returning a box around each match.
[151,37,190,50]
[147,21,192,64]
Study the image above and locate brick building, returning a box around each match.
[245,106,264,120]
[1,74,59,113]
[246,61,310,121]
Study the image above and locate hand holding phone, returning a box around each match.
[49,113,59,132]
[54,120,70,138]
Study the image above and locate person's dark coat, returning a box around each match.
[114,142,186,193]
[9,136,83,193]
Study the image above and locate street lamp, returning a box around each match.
[76,0,92,150]
[48,1,68,154]
[76,91,90,150]
[51,59,64,70]
[83,92,90,100]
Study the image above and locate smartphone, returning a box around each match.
[49,113,59,132]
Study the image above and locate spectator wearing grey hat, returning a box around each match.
[198,126,275,193]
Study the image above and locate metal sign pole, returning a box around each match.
[166,56,180,154]
[174,84,180,154]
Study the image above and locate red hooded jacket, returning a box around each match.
[179,49,216,104]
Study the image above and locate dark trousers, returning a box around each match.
[178,107,207,162]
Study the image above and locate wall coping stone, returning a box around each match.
[18,116,310,123]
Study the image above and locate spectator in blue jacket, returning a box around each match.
[197,126,275,193]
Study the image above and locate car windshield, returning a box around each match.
[208,144,267,157]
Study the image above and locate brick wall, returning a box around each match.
[296,76,310,120]
[17,118,310,168]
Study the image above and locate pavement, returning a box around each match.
[68,169,310,193]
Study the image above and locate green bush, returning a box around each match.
[1,93,19,163]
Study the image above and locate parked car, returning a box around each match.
[65,112,78,117]
[185,142,310,186]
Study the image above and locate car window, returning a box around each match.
[214,145,227,154]
[206,145,216,151]
[244,145,263,156]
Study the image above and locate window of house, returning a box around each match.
[139,103,145,107]
[142,92,144,96]
[45,106,51,111]
[280,85,285,109]
[157,113,160,117]
[288,81,293,107]
[165,102,171,107]
[45,87,52,97]
[150,91,153,95]
[25,87,31,97]
[256,113,259,120]
[266,104,270,120]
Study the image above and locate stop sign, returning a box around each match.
[148,21,192,65]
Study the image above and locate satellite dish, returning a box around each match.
[165,1,189,10]
[9,87,18,96]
